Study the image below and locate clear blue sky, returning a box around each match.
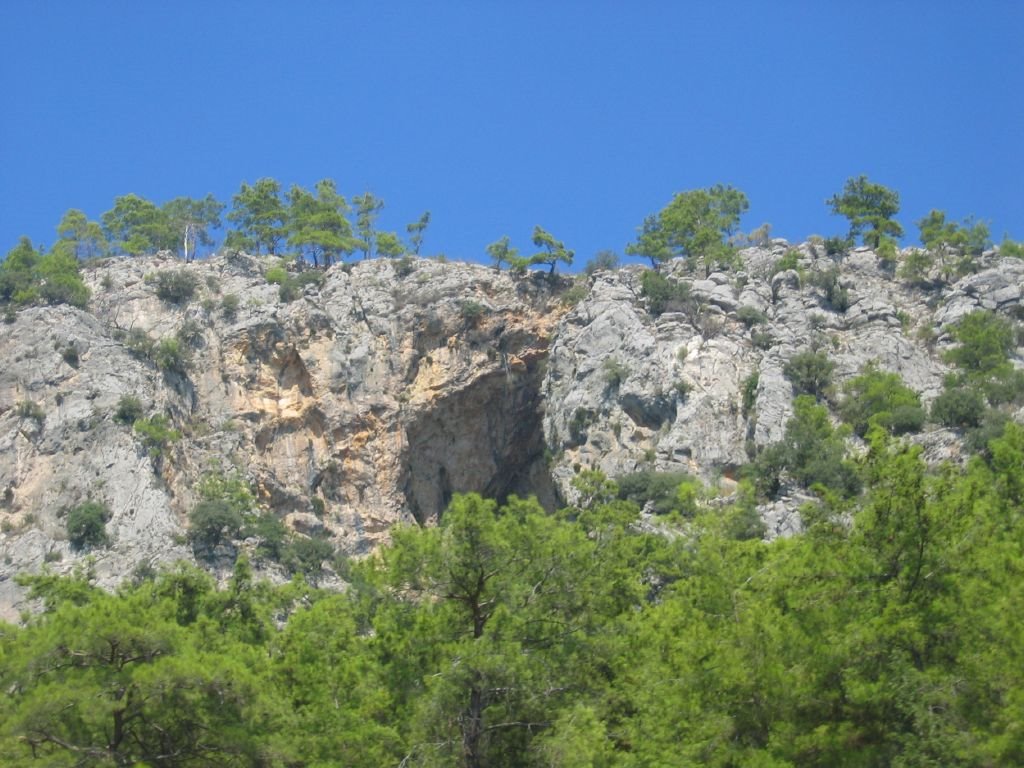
[2,2,1022,267]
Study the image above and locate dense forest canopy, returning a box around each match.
[3,427,1024,765]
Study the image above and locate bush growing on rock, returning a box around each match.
[153,269,199,304]
[838,365,924,437]
[66,501,111,550]
[133,414,181,458]
[808,267,850,313]
[931,386,986,429]
[616,470,699,516]
[113,395,144,425]
[188,499,243,552]
[640,270,690,317]
[736,305,766,327]
[154,337,190,374]
[783,350,835,400]
[749,395,859,499]
[220,293,240,319]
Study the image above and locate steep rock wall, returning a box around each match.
[3,243,1024,617]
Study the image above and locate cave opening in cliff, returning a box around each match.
[402,356,558,525]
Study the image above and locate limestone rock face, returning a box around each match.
[2,244,1022,618]
[0,254,559,619]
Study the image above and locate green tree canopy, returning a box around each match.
[162,194,225,262]
[485,235,518,271]
[529,225,574,275]
[101,194,177,255]
[226,178,287,255]
[625,213,673,267]
[838,364,924,437]
[353,191,385,259]
[827,175,903,249]
[55,209,107,260]
[286,179,357,266]
[648,184,749,276]
[406,211,431,255]
[0,237,90,309]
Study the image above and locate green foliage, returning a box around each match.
[583,249,620,275]
[625,214,673,267]
[0,237,90,309]
[282,534,335,581]
[898,247,934,284]
[823,234,853,256]
[617,469,698,515]
[275,268,325,302]
[101,193,177,255]
[16,400,45,423]
[122,327,156,360]
[945,310,1015,374]
[153,268,199,304]
[918,209,991,256]
[751,329,774,349]
[602,357,629,389]
[459,299,486,326]
[6,450,1024,766]
[736,305,766,327]
[60,342,80,367]
[188,499,243,551]
[353,191,385,259]
[783,349,835,399]
[750,394,860,498]
[530,225,574,275]
[1000,236,1024,259]
[133,414,181,458]
[286,178,357,266]
[66,501,111,550]
[559,279,589,307]
[567,407,596,446]
[485,234,518,270]
[375,230,405,259]
[827,175,903,249]
[770,247,803,277]
[406,211,431,255]
[838,364,925,437]
[226,178,287,254]
[153,337,189,374]
[654,184,749,275]
[163,193,225,261]
[113,394,144,425]
[640,269,690,317]
[220,292,240,320]
[264,264,288,284]
[808,265,850,312]
[742,370,759,417]
[56,208,108,259]
[930,385,987,428]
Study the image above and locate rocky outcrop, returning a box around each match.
[0,254,560,619]
[2,243,1023,618]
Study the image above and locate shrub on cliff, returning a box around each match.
[66,501,111,550]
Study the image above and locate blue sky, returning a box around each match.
[2,2,1022,268]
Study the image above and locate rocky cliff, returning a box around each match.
[2,243,1022,618]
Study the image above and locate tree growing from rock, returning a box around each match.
[634,185,749,276]
[353,192,385,259]
[827,175,902,250]
[486,235,519,271]
[406,211,431,255]
[287,179,357,266]
[163,194,225,262]
[529,225,574,275]
[226,178,288,255]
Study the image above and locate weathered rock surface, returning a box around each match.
[2,243,1023,618]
